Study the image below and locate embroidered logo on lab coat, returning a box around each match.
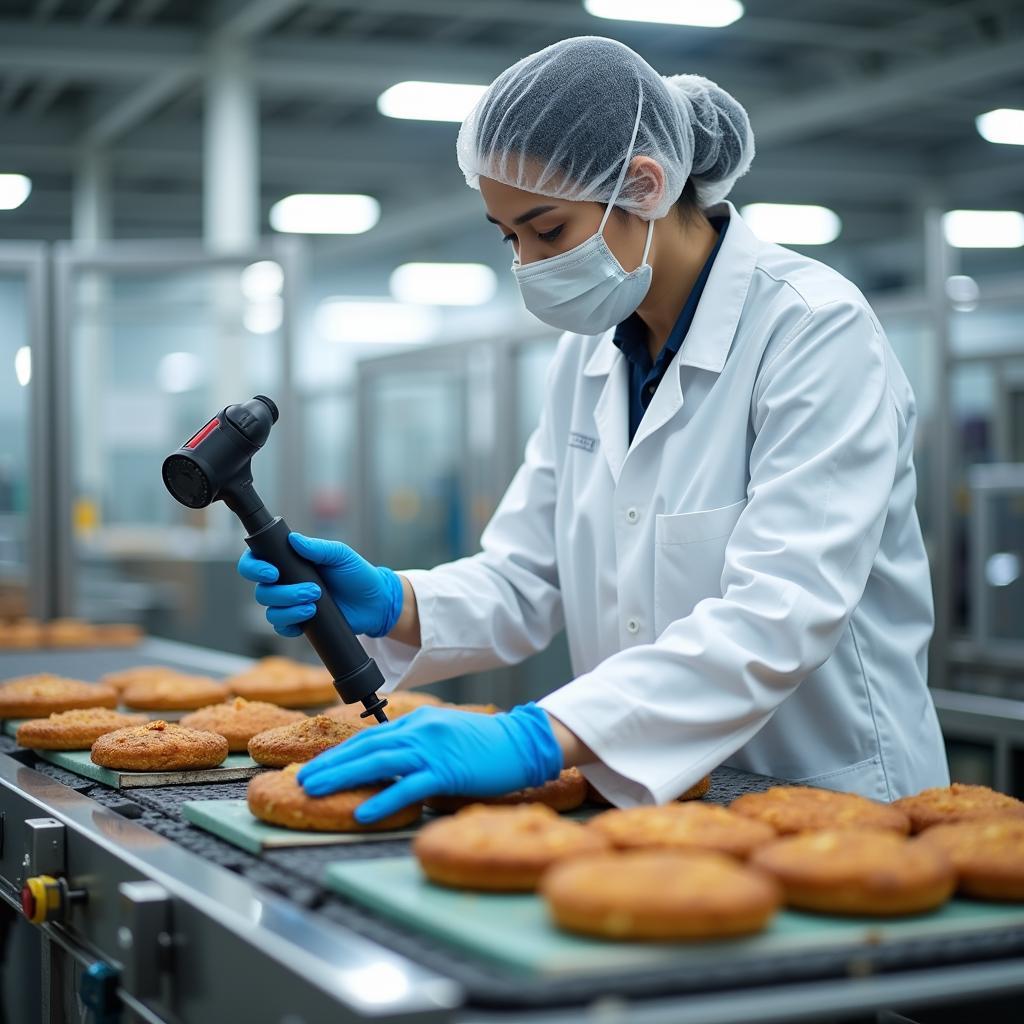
[568,432,598,453]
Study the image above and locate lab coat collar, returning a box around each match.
[582,201,760,381]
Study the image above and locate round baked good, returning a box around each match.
[542,849,781,939]
[413,803,609,891]
[15,709,149,750]
[91,623,143,647]
[326,689,442,727]
[247,764,421,832]
[0,619,46,648]
[247,714,361,767]
[100,665,178,694]
[589,802,777,859]
[445,702,501,714]
[91,720,228,771]
[917,819,1024,901]
[121,674,228,711]
[893,784,1024,834]
[0,674,118,719]
[44,618,98,647]
[227,664,338,707]
[426,767,587,814]
[730,785,910,835]
[180,697,306,752]
[586,774,711,807]
[750,829,955,916]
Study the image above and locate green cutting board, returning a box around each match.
[182,798,423,853]
[36,749,264,788]
[324,856,1024,977]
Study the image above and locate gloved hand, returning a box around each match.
[297,702,564,823]
[237,533,403,639]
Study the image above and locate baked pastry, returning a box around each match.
[44,618,98,647]
[121,674,228,711]
[917,819,1024,901]
[0,674,118,719]
[586,774,711,806]
[100,665,178,694]
[542,850,780,939]
[15,709,149,750]
[731,785,910,835]
[893,783,1024,833]
[180,697,306,752]
[445,702,501,714]
[91,623,143,647]
[91,720,228,771]
[247,714,360,767]
[413,803,608,891]
[0,618,46,648]
[247,764,421,832]
[750,829,955,916]
[589,802,777,859]
[426,767,587,814]
[326,689,442,727]
[226,662,338,707]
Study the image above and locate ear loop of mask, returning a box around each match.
[598,80,654,269]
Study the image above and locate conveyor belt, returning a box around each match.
[5,642,1024,1013]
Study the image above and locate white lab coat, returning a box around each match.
[364,200,949,806]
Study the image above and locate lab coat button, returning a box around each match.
[626,617,640,634]
[626,507,639,524]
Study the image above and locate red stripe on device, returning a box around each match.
[185,417,220,449]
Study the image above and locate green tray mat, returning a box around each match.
[324,856,1024,978]
[34,749,264,788]
[182,798,423,853]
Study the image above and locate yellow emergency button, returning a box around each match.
[21,875,62,924]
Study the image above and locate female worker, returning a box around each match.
[239,37,948,822]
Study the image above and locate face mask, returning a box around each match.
[511,88,655,335]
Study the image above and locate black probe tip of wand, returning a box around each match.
[360,695,389,724]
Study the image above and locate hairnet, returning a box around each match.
[456,36,755,220]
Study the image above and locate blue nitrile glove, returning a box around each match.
[297,702,564,824]
[237,532,403,639]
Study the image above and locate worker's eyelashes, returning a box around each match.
[501,225,565,245]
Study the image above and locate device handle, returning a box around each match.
[244,516,387,720]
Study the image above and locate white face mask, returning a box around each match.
[511,88,655,335]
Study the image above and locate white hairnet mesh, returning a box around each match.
[456,36,755,220]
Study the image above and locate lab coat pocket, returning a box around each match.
[654,498,747,632]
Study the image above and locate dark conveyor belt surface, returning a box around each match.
[4,641,1024,1012]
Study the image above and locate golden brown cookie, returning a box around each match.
[893,783,1024,834]
[413,803,609,891]
[100,665,178,694]
[0,674,118,719]
[91,720,228,771]
[247,714,361,767]
[750,830,955,916]
[15,709,149,750]
[425,767,588,814]
[44,618,98,647]
[180,697,307,752]
[121,674,228,711]
[542,849,781,939]
[91,623,143,647]
[326,689,442,727]
[226,663,338,707]
[586,774,711,807]
[247,764,421,832]
[589,802,777,859]
[917,819,1024,901]
[731,785,910,835]
[0,618,46,648]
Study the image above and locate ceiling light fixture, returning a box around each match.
[740,203,841,245]
[269,194,379,235]
[976,108,1024,146]
[583,0,744,28]
[942,210,1024,249]
[389,263,497,306]
[377,81,487,122]
[0,173,32,211]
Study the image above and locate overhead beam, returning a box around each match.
[83,67,198,146]
[210,0,305,38]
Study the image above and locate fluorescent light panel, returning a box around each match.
[740,203,841,245]
[584,0,743,28]
[976,108,1024,146]
[14,346,31,387]
[316,299,441,345]
[0,173,31,211]
[378,81,487,122]
[390,263,497,306]
[240,260,284,301]
[270,194,379,235]
[942,210,1024,249]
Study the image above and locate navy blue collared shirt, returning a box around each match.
[613,216,728,442]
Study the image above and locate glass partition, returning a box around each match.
[55,244,298,654]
